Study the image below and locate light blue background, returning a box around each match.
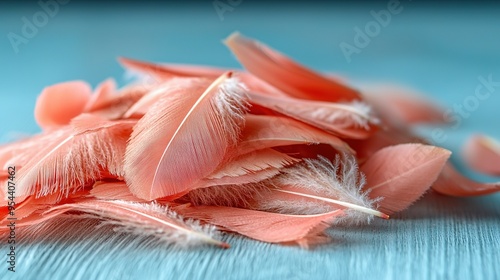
[1,1,499,279]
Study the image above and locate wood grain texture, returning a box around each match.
[2,192,499,280]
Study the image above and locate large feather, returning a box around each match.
[124,72,248,200]
[361,144,451,214]
[224,32,361,102]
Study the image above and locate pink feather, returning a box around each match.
[462,135,500,176]
[15,115,134,199]
[361,83,446,125]
[237,114,353,155]
[361,144,451,214]
[224,32,361,102]
[83,78,117,112]
[90,181,146,202]
[119,57,226,80]
[123,77,207,118]
[197,148,300,188]
[11,199,229,248]
[178,205,343,247]
[124,72,248,200]
[34,81,92,130]
[248,92,378,139]
[432,163,500,196]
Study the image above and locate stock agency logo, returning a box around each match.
[7,0,70,54]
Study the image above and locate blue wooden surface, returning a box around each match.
[1,2,499,279]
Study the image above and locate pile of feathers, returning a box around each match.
[1,32,499,249]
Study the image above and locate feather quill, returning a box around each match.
[259,155,387,223]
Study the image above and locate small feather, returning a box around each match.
[432,163,500,196]
[361,144,451,214]
[462,134,500,176]
[178,205,343,247]
[248,92,378,139]
[34,81,92,130]
[260,155,386,224]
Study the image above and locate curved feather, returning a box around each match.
[124,72,248,200]
[360,83,445,125]
[224,32,361,102]
[432,163,500,196]
[84,78,117,112]
[262,155,387,222]
[34,80,93,130]
[119,57,226,79]
[361,144,451,214]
